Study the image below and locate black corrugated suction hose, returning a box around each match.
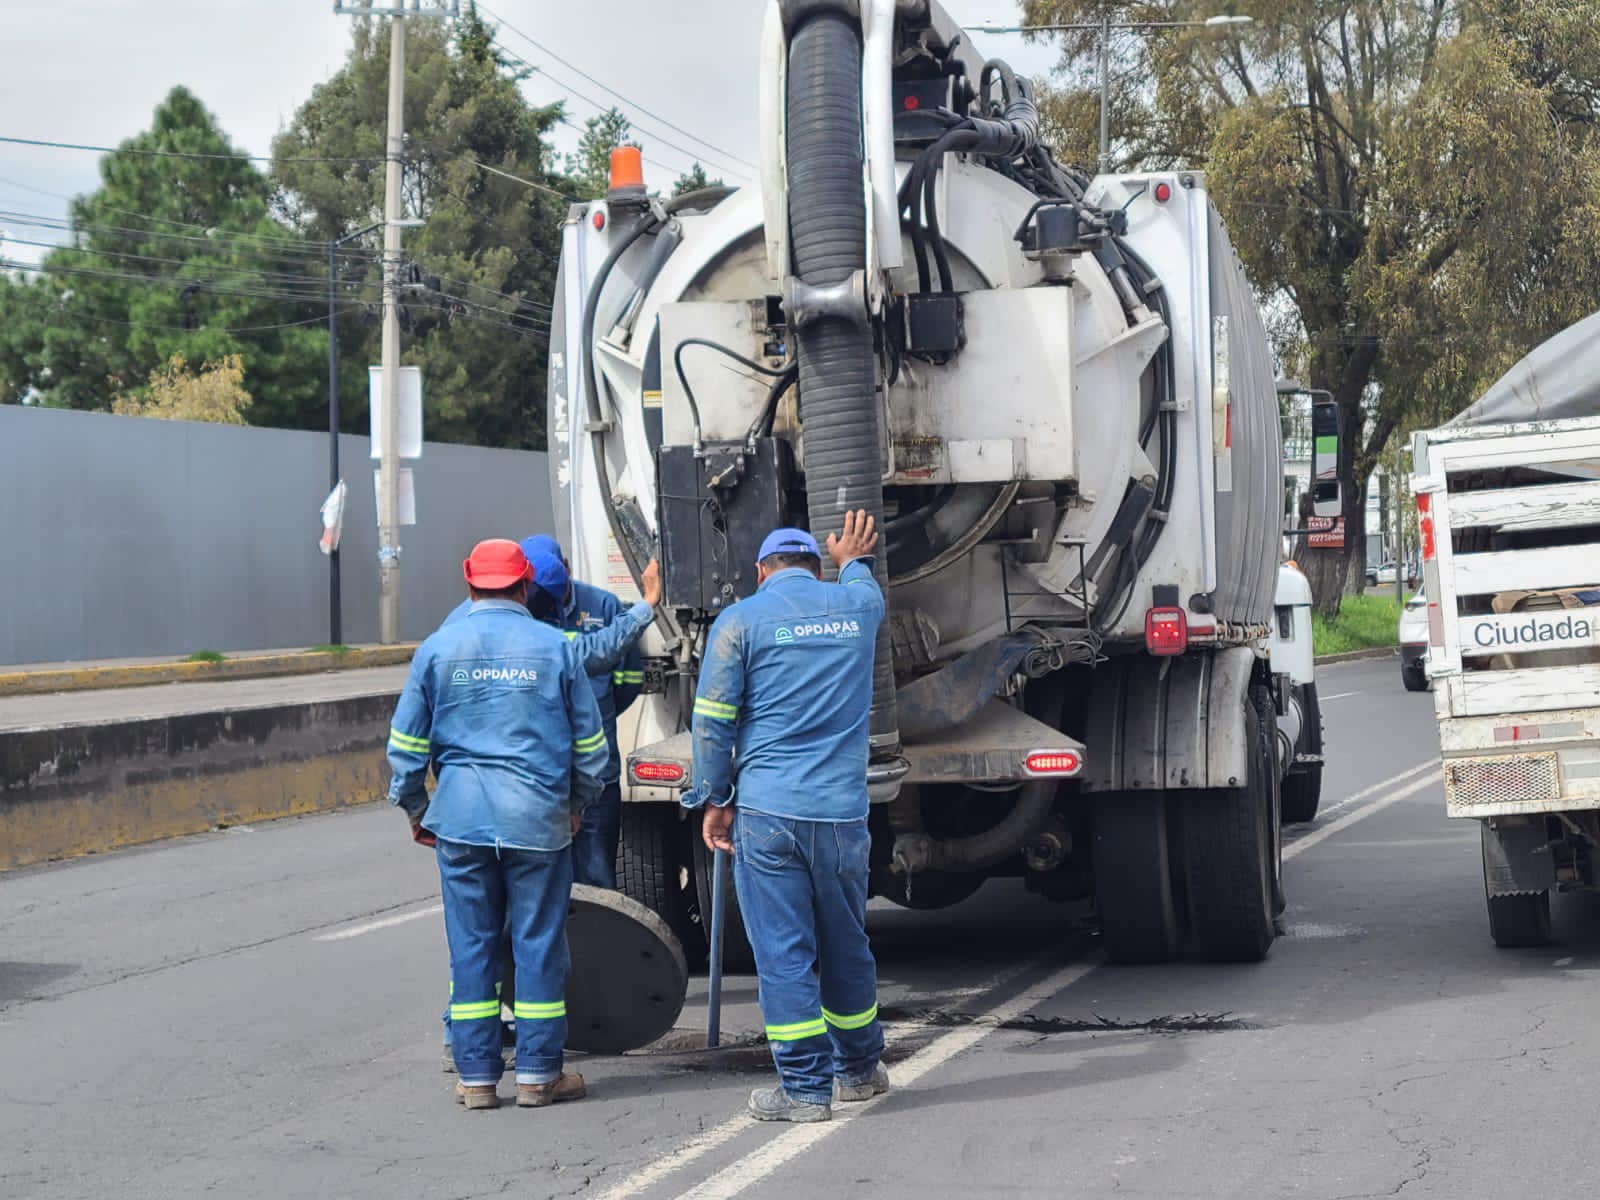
[785,8,900,757]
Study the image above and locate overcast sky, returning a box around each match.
[0,1,1058,265]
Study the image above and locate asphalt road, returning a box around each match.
[6,654,1597,1199]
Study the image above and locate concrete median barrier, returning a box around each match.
[0,692,400,871]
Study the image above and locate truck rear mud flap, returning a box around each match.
[626,698,1084,793]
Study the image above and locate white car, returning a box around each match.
[1399,587,1429,692]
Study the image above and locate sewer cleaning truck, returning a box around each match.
[546,0,1328,965]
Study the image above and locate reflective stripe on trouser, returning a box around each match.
[733,810,885,1103]
[436,837,573,1086]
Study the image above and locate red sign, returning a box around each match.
[1307,517,1345,549]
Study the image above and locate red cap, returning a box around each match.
[463,539,532,589]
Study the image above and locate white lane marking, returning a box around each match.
[589,957,1047,1200]
[314,903,442,942]
[601,760,1438,1198]
[1285,772,1438,861]
[1309,759,1438,824]
[1320,691,1360,701]
[670,960,1100,1200]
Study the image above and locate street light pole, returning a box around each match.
[1098,5,1112,174]
[326,221,383,648]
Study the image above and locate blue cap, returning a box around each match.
[520,534,563,563]
[757,527,821,562]
[527,550,570,605]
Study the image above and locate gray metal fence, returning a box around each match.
[0,406,550,665]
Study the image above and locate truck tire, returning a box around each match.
[1281,682,1323,825]
[691,835,757,974]
[617,805,704,967]
[1481,828,1552,948]
[1182,695,1277,962]
[1093,792,1182,964]
[1402,661,1428,693]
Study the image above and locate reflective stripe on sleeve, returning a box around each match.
[388,727,430,753]
[612,670,645,684]
[765,1017,827,1042]
[575,730,607,754]
[822,1004,878,1031]
[693,697,738,722]
[449,1000,501,1022]
[512,1001,566,1020]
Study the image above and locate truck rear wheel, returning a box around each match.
[1482,826,1552,948]
[1280,683,1323,825]
[617,805,703,967]
[1093,792,1182,964]
[1182,696,1277,962]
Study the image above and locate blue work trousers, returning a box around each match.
[733,809,885,1104]
[437,838,572,1087]
[572,781,622,889]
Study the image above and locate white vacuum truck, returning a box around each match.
[547,0,1326,965]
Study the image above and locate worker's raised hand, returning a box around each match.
[641,558,662,608]
[826,509,878,569]
[703,803,735,854]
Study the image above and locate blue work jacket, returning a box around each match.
[684,557,885,822]
[563,579,645,784]
[388,599,609,852]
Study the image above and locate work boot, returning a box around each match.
[747,1087,831,1123]
[455,1082,500,1110]
[517,1072,587,1108]
[833,1062,891,1104]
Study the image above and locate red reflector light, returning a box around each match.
[1025,751,1082,777]
[904,95,920,110]
[1417,493,1436,561]
[633,761,685,784]
[1145,607,1188,656]
[592,210,606,231]
[1154,181,1172,202]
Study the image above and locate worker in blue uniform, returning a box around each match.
[684,511,890,1123]
[434,549,660,1071]
[389,538,611,1111]
[521,534,647,890]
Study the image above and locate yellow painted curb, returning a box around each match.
[0,645,419,698]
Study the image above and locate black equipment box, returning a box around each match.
[657,437,796,614]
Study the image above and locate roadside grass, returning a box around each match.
[1313,594,1402,657]
[310,644,353,657]
[183,649,226,664]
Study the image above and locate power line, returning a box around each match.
[465,155,578,202]
[0,208,384,263]
[0,133,384,167]
[0,235,379,297]
[487,34,750,182]
[480,4,756,172]
[0,257,373,307]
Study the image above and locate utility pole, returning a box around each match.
[335,0,457,644]
[1098,5,1111,175]
[378,13,406,645]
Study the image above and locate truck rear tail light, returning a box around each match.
[1417,493,1436,561]
[1145,607,1188,656]
[633,761,686,784]
[1024,751,1083,777]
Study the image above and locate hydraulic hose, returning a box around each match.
[784,5,900,759]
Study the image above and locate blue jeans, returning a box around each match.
[437,838,572,1087]
[733,809,885,1105]
[572,781,622,889]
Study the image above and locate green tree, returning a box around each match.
[672,162,725,197]
[1023,0,1600,614]
[567,108,635,200]
[273,6,565,449]
[0,87,326,427]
